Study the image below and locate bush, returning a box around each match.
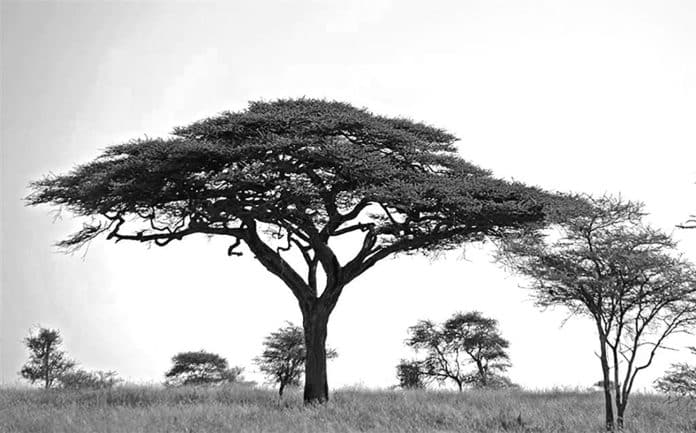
[59,369,121,390]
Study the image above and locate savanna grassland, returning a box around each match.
[1,385,694,433]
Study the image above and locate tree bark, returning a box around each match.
[475,359,487,387]
[596,329,615,431]
[302,303,330,404]
[616,401,626,430]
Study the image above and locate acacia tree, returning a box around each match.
[255,322,337,397]
[405,311,511,391]
[164,350,243,386]
[499,196,696,431]
[20,327,76,389]
[27,98,576,403]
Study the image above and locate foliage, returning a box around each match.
[58,369,121,390]
[255,322,336,397]
[396,359,426,389]
[164,350,243,387]
[405,311,511,391]
[19,327,76,389]
[27,98,583,402]
[655,347,696,400]
[499,195,696,431]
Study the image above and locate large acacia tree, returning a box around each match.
[28,98,576,403]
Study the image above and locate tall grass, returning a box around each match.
[1,385,694,432]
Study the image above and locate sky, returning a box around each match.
[1,0,695,391]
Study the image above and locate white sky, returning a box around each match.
[1,0,695,391]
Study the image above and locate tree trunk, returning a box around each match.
[616,400,627,430]
[596,331,615,431]
[278,382,285,398]
[302,304,330,404]
[44,340,50,389]
[476,360,487,387]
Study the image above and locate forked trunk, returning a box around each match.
[616,400,627,430]
[303,305,330,404]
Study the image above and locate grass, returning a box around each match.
[1,385,694,433]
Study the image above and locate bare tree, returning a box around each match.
[500,195,696,431]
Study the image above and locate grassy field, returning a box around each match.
[1,385,694,433]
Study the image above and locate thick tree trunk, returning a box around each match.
[302,304,330,404]
[278,382,285,398]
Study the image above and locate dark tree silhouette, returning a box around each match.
[500,195,696,431]
[164,350,242,386]
[20,327,76,389]
[27,98,580,403]
[396,359,425,389]
[655,346,696,400]
[255,322,337,397]
[405,311,511,391]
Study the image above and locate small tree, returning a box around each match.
[396,359,425,389]
[499,195,696,431]
[19,327,76,389]
[255,322,336,397]
[405,311,511,391]
[28,98,580,402]
[655,347,696,400]
[164,350,243,386]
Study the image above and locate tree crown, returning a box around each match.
[27,99,583,307]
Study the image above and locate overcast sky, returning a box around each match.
[2,0,695,391]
